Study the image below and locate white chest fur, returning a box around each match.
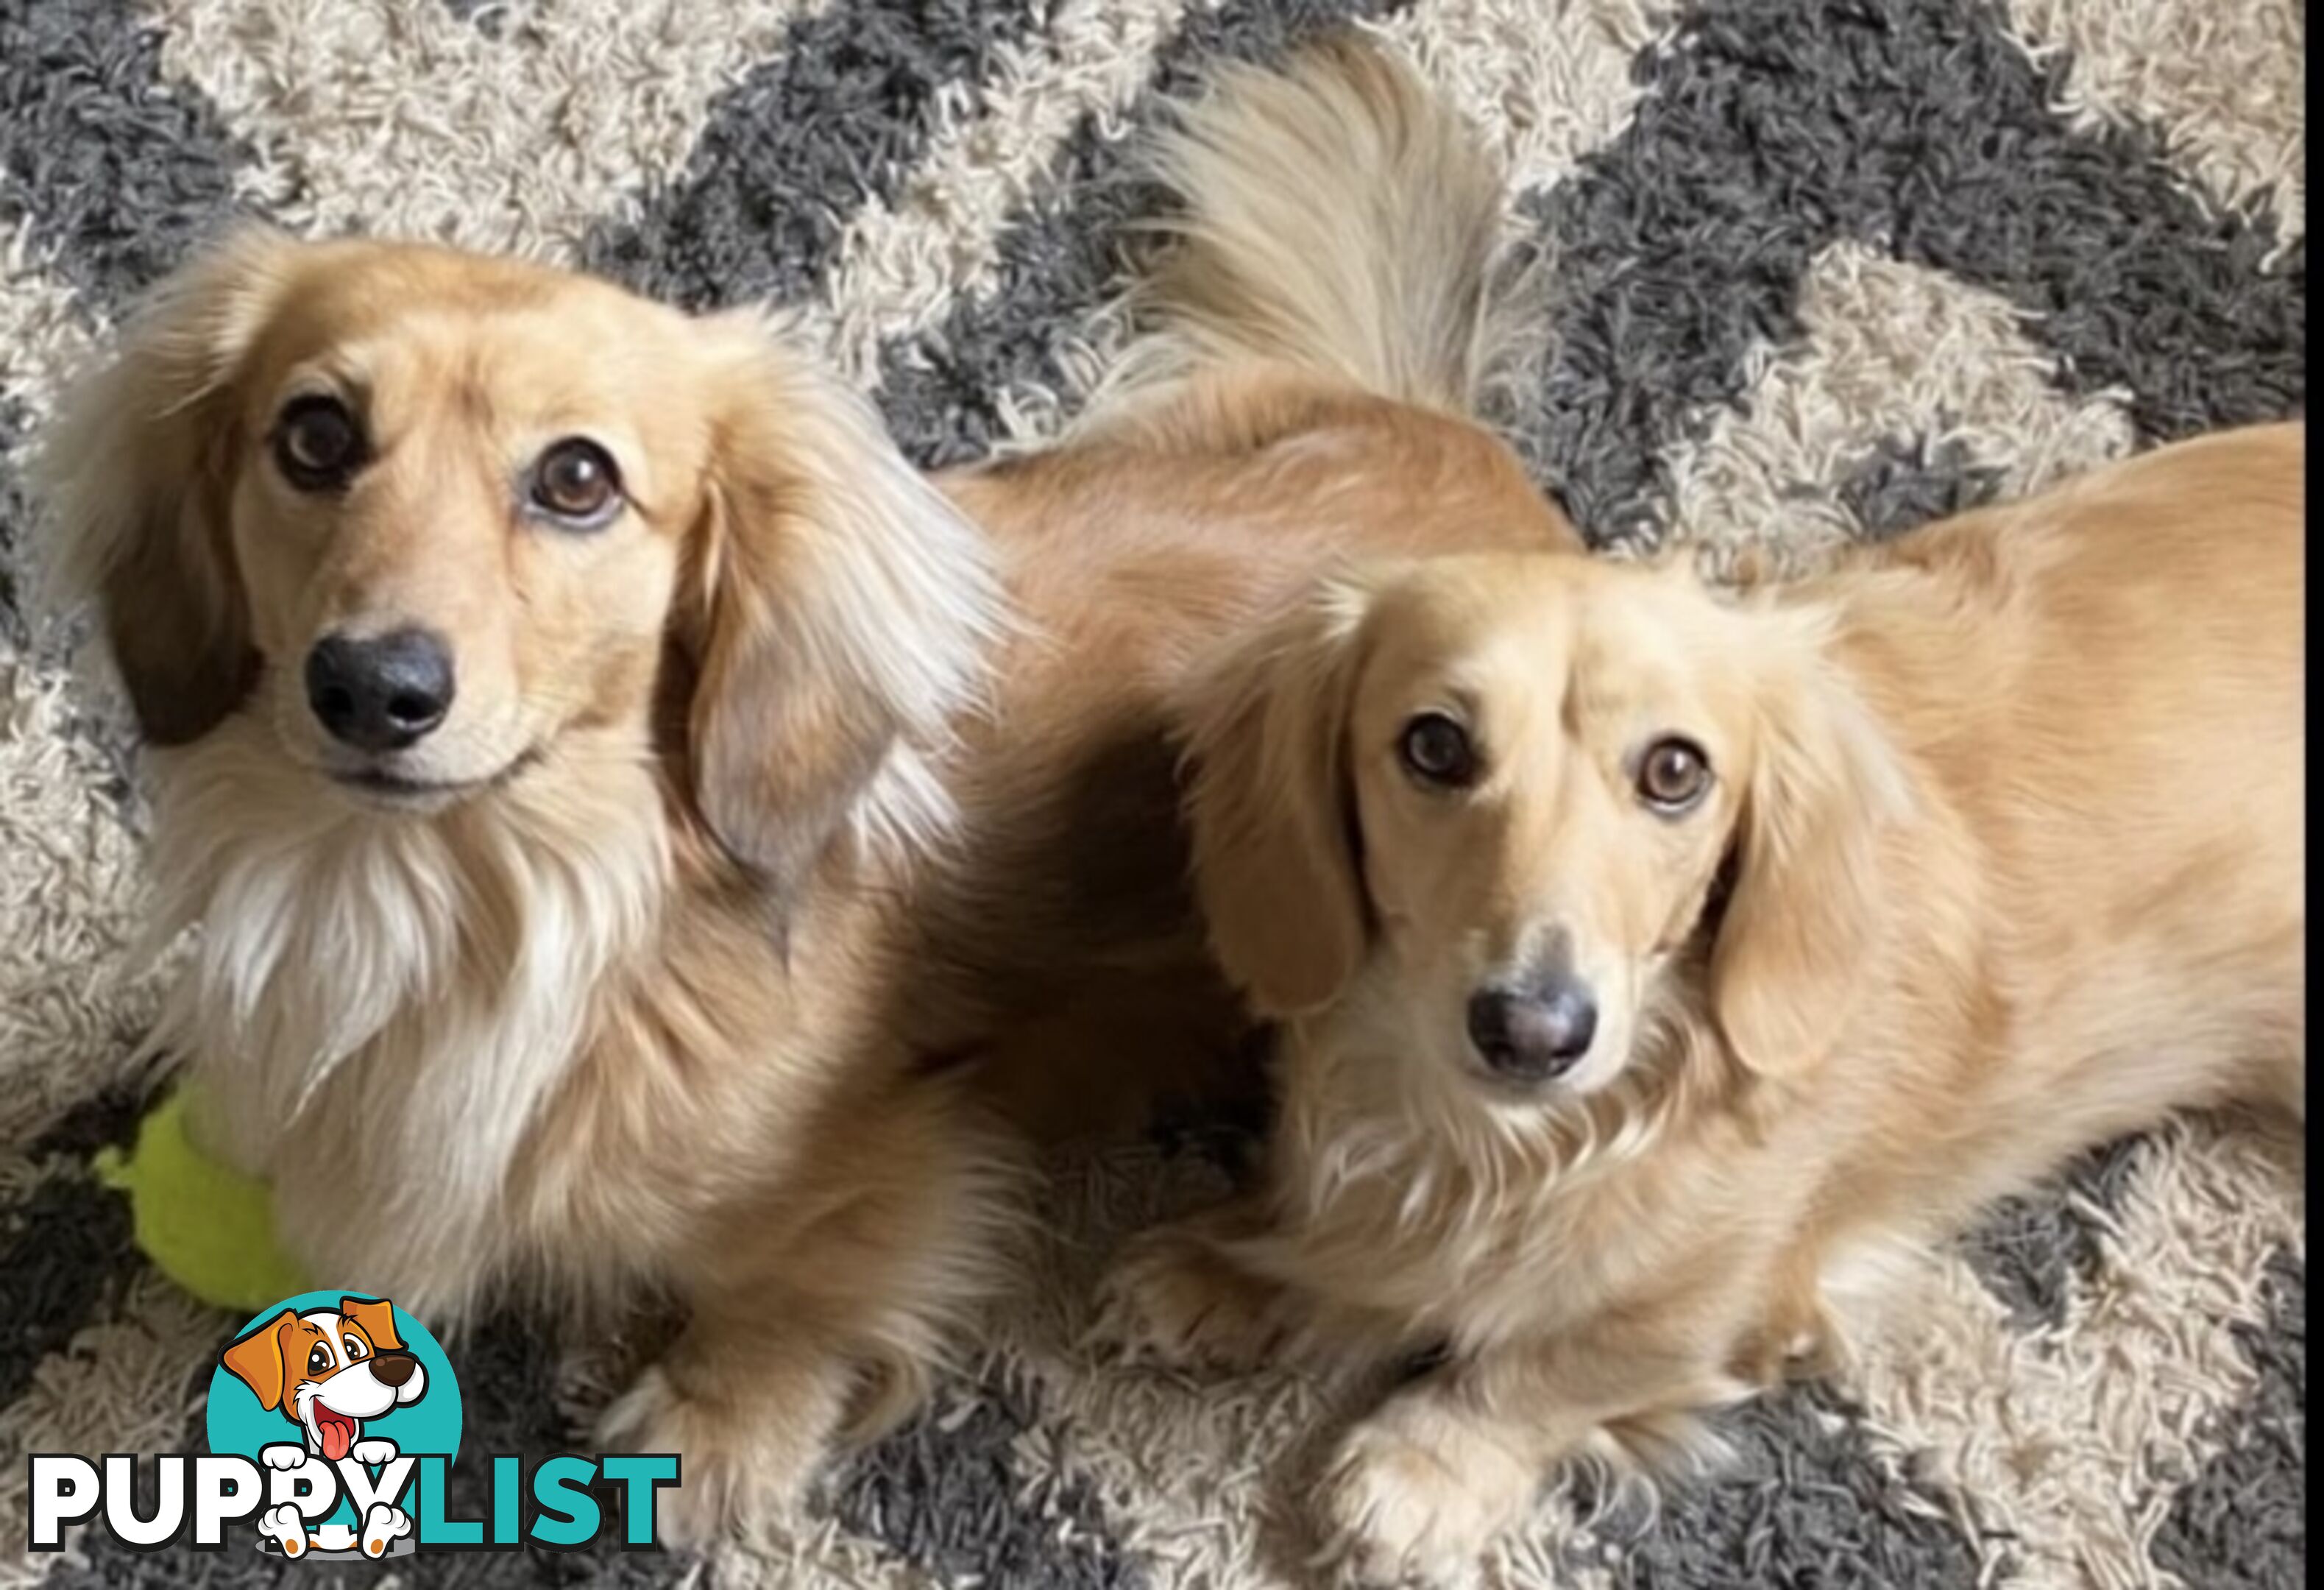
[146,723,668,1319]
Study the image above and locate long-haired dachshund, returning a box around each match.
[1102,422,2303,1581]
[40,36,1573,1541]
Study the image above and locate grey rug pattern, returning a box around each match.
[0,1,2304,1586]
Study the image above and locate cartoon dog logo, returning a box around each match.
[218,1296,428,1558]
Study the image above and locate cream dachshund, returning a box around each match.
[1102,421,2304,1582]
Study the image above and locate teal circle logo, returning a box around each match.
[205,1293,461,1558]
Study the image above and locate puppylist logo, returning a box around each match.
[28,1292,679,1558]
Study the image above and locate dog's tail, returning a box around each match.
[1108,32,1511,417]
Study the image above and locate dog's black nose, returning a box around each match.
[305,629,455,752]
[1467,979,1598,1082]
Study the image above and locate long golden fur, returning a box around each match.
[38,35,1574,1543]
[1100,422,2305,1582]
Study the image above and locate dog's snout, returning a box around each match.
[369,1350,419,1388]
[1466,978,1598,1083]
[305,629,456,752]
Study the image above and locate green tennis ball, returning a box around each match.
[93,1089,310,1314]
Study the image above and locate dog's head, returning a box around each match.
[1182,552,1912,1104]
[43,229,996,900]
[219,1296,428,1462]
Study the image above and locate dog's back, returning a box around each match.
[924,38,1577,1137]
[1827,423,2304,1208]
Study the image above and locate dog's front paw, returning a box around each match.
[1317,1395,1540,1586]
[259,1444,309,1472]
[595,1363,826,1550]
[258,1504,309,1558]
[1092,1224,1295,1374]
[360,1504,412,1558]
[350,1438,400,1467]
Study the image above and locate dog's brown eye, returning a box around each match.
[529,437,622,526]
[1637,735,1712,812]
[1399,712,1478,789]
[307,1343,332,1374]
[273,395,366,492]
[344,1338,366,1360]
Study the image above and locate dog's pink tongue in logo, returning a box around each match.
[314,1407,357,1462]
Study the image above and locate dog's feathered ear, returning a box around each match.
[1180,573,1375,1017]
[1711,608,1913,1079]
[220,1308,300,1413]
[675,314,1003,905]
[40,227,298,745]
[339,1296,404,1354]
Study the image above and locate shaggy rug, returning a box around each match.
[0,1,2304,1586]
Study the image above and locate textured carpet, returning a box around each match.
[0,1,2304,1587]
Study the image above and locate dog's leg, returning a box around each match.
[258,1505,308,1558]
[595,1309,856,1550]
[1317,1315,1748,1585]
[1727,1237,1844,1388]
[358,1504,412,1558]
[1093,1197,1320,1373]
[596,1075,1017,1547]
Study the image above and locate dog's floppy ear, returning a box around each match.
[40,227,299,746]
[1180,574,1374,1017]
[339,1296,405,1354]
[1710,610,1912,1079]
[220,1308,300,1413]
[676,315,1002,904]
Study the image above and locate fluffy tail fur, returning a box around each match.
[1111,32,1511,416]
